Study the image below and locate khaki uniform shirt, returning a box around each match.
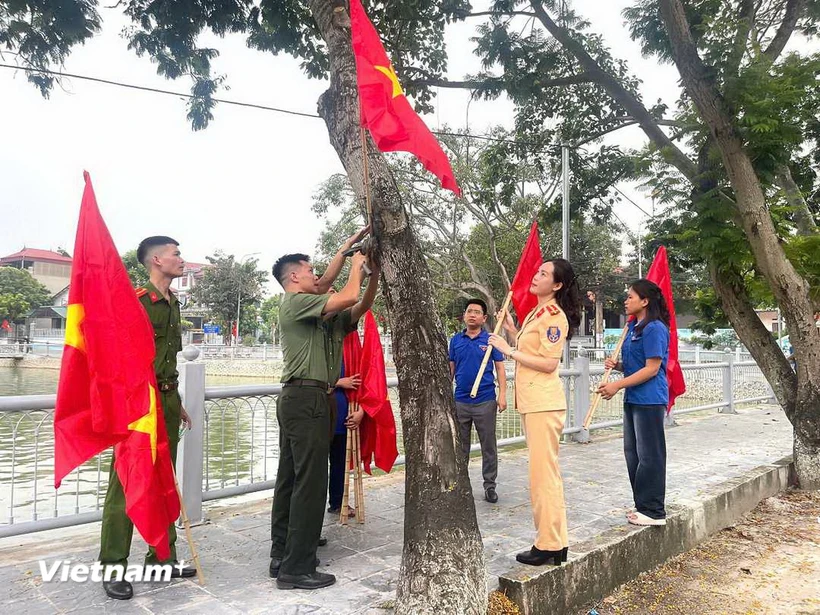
[136,281,182,383]
[280,292,355,386]
[515,299,568,414]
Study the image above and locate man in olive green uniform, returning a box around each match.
[269,229,378,591]
[99,236,195,601]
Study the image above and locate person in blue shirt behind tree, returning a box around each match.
[598,279,670,527]
[449,299,507,503]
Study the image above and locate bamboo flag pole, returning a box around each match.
[172,469,205,586]
[360,125,373,223]
[583,325,629,430]
[470,291,513,398]
[340,419,354,526]
[353,427,365,523]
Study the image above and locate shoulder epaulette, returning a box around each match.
[136,288,148,298]
[546,304,560,316]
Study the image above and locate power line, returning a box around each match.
[0,63,322,119]
[0,63,562,147]
[1,62,656,217]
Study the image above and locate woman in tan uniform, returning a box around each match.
[489,258,581,566]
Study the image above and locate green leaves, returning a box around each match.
[0,0,100,95]
[0,267,51,319]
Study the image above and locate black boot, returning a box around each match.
[276,571,336,590]
[103,580,133,600]
[269,557,320,578]
[515,546,564,566]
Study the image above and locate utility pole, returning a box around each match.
[561,144,571,367]
[637,224,643,278]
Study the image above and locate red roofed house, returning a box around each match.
[0,248,72,295]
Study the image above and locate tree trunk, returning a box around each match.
[595,295,604,348]
[308,2,486,612]
[708,261,797,417]
[659,0,820,487]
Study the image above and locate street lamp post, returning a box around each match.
[235,253,260,347]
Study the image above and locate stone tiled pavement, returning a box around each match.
[0,405,792,614]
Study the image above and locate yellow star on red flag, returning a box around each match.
[127,384,158,463]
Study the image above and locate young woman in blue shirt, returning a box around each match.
[597,279,670,526]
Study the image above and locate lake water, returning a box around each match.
[0,366,282,529]
[0,365,273,396]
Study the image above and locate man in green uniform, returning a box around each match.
[99,236,196,600]
[269,227,379,590]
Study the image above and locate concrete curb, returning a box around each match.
[498,456,794,615]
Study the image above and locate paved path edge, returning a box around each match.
[497,455,794,615]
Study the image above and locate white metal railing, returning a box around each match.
[0,350,775,537]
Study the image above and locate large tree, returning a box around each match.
[0,267,51,321]
[192,252,267,345]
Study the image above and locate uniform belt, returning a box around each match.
[284,378,333,394]
[157,381,178,392]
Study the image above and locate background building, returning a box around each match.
[0,248,72,295]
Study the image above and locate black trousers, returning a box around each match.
[623,403,667,519]
[270,386,331,575]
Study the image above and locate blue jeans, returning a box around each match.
[623,403,667,519]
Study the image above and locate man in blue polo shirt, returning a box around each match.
[449,299,507,503]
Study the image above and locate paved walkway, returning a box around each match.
[0,405,792,614]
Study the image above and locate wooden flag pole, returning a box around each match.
[172,469,205,586]
[470,291,513,398]
[583,325,629,430]
[360,125,373,223]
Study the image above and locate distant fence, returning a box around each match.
[0,348,775,538]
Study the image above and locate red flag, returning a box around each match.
[0,320,10,332]
[54,172,179,560]
[356,311,398,474]
[509,221,543,320]
[645,246,686,411]
[342,330,363,405]
[349,0,461,196]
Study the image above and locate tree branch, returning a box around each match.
[528,0,699,180]
[763,0,803,62]
[463,11,537,19]
[776,162,818,235]
[408,72,594,90]
[727,0,755,78]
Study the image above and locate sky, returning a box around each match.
[0,1,682,288]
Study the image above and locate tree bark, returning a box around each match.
[659,0,820,488]
[308,2,487,612]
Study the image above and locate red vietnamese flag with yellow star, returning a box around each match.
[54,172,179,560]
[349,0,461,196]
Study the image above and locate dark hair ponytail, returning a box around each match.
[548,258,581,340]
[630,279,670,332]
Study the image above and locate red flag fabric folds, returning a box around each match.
[349,0,461,196]
[645,246,686,411]
[54,172,179,560]
[510,221,543,320]
[354,311,398,474]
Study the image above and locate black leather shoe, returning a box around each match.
[318,536,328,546]
[169,562,197,578]
[103,580,133,600]
[485,488,498,503]
[269,557,320,578]
[516,546,564,566]
[276,571,336,590]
